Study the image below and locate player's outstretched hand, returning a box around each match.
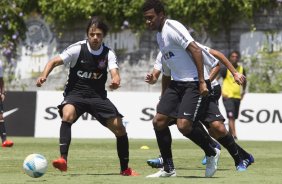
[109,81,120,90]
[36,77,46,87]
[233,72,246,85]
[145,73,155,84]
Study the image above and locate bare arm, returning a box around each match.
[145,69,161,84]
[186,42,208,96]
[209,63,220,82]
[109,68,121,90]
[36,56,64,87]
[209,48,246,85]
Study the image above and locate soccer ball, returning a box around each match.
[23,153,48,178]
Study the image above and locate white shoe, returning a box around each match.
[205,148,220,177]
[146,168,176,178]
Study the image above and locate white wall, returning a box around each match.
[35,91,282,141]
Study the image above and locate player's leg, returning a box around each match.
[195,122,221,165]
[106,116,138,176]
[146,86,180,178]
[146,113,176,178]
[223,98,237,139]
[0,102,13,147]
[177,88,219,178]
[53,102,79,172]
[95,97,138,176]
[147,118,175,168]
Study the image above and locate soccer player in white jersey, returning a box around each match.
[142,0,220,178]
[142,0,254,178]
[145,44,254,172]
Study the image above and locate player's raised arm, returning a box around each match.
[36,56,64,87]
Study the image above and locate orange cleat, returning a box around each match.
[52,157,67,172]
[2,140,14,147]
[120,168,139,176]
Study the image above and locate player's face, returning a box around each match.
[230,53,240,64]
[87,26,104,50]
[143,8,163,31]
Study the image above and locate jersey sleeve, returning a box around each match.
[168,20,194,50]
[197,42,219,69]
[154,52,162,71]
[108,50,118,70]
[154,52,170,76]
[59,41,83,68]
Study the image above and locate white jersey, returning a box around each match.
[156,19,210,81]
[196,42,220,87]
[154,43,220,87]
[59,40,118,70]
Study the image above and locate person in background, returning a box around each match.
[0,58,14,147]
[36,16,138,176]
[220,50,247,140]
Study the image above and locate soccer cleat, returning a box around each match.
[205,148,220,177]
[236,160,247,171]
[146,168,176,178]
[147,156,163,168]
[2,140,14,147]
[120,168,139,176]
[202,142,221,165]
[244,154,254,168]
[52,157,67,172]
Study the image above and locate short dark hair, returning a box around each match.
[142,0,165,14]
[228,50,241,59]
[86,16,109,36]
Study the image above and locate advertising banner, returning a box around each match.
[34,91,282,141]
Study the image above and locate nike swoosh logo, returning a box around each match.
[184,112,191,116]
[216,114,221,117]
[3,108,19,118]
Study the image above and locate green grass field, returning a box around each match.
[0,137,281,184]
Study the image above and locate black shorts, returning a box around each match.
[201,97,225,128]
[222,98,241,119]
[157,80,209,123]
[58,94,123,126]
[211,84,221,104]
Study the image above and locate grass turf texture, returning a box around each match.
[0,137,281,184]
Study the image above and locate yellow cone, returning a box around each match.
[140,145,150,150]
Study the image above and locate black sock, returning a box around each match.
[0,121,7,143]
[195,122,218,148]
[116,134,129,172]
[59,121,72,161]
[184,124,216,156]
[236,144,250,159]
[217,133,241,165]
[155,127,174,172]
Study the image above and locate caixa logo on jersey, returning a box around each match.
[44,107,97,120]
[239,109,282,123]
